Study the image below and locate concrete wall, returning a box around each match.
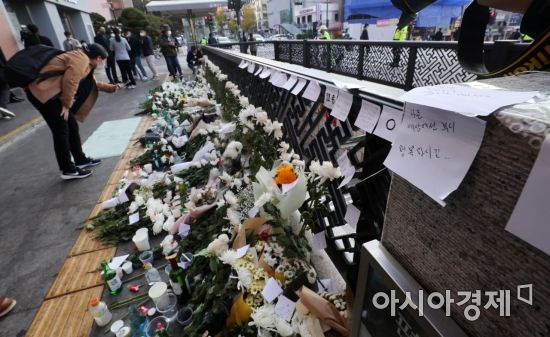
[69,10,94,43]
[87,0,114,21]
[26,1,65,49]
[0,1,21,58]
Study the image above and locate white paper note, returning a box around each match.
[259,68,272,79]
[355,100,382,133]
[344,204,361,231]
[275,295,296,322]
[254,66,263,76]
[337,152,356,189]
[262,278,283,303]
[302,81,321,101]
[235,244,250,258]
[324,86,339,110]
[178,223,191,237]
[505,134,550,255]
[238,60,248,69]
[318,278,338,293]
[383,102,486,206]
[399,84,538,117]
[274,74,288,88]
[332,79,365,90]
[283,76,298,91]
[247,63,255,73]
[330,90,354,121]
[292,79,308,95]
[312,231,327,251]
[269,71,280,84]
[109,254,129,270]
[373,105,404,143]
[129,212,140,225]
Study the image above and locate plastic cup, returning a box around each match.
[132,231,150,251]
[148,282,168,307]
[156,293,178,322]
[145,316,168,337]
[176,307,193,327]
[136,227,148,236]
[138,250,154,266]
[122,261,133,274]
[178,252,194,269]
[110,320,124,335]
[164,264,172,277]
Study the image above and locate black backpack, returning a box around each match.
[1,45,64,88]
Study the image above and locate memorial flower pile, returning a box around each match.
[88,57,350,336]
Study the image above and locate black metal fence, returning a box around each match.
[210,40,528,90]
[205,47,393,288]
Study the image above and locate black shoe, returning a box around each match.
[76,157,102,169]
[61,167,92,180]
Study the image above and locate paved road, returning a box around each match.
[0,54,188,337]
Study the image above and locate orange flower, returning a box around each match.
[274,164,297,185]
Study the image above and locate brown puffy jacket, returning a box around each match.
[27,49,116,122]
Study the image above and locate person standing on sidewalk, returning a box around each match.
[26,44,120,180]
[63,31,81,51]
[22,24,53,48]
[126,30,148,81]
[139,30,158,80]
[160,25,183,80]
[110,28,136,88]
[94,27,119,84]
[248,33,257,56]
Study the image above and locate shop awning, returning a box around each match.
[146,0,227,13]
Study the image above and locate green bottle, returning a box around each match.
[100,260,122,295]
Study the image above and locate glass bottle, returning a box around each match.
[100,260,122,296]
[129,305,147,337]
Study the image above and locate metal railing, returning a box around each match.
[205,46,394,289]
[209,39,528,90]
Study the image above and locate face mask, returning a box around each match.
[167,31,172,36]
[140,32,145,37]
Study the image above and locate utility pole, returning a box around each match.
[325,0,329,28]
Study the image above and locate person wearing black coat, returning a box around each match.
[139,30,158,79]
[360,25,369,40]
[94,26,119,84]
[22,24,53,49]
[126,31,148,80]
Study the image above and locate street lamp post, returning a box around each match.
[325,0,329,28]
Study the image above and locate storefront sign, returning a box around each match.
[299,6,316,16]
[376,18,399,27]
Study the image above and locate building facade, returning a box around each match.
[248,0,268,32]
[0,0,118,58]
[266,0,292,28]
[294,0,341,31]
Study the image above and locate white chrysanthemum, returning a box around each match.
[220,249,240,266]
[254,110,269,125]
[239,96,250,107]
[231,178,243,189]
[143,163,153,173]
[309,160,342,182]
[274,318,294,337]
[262,120,274,134]
[162,215,175,232]
[226,208,242,226]
[160,138,168,145]
[152,219,163,234]
[235,267,253,287]
[254,192,273,208]
[222,141,243,159]
[206,234,230,256]
[272,121,283,139]
[250,304,276,330]
[224,190,239,209]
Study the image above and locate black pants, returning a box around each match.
[0,81,9,109]
[27,92,86,172]
[106,55,119,83]
[117,60,136,85]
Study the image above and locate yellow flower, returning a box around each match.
[274,164,297,185]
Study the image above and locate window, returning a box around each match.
[335,13,339,21]
[307,14,312,23]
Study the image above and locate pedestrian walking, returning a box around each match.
[360,24,369,40]
[160,25,183,80]
[208,33,217,45]
[248,33,257,56]
[432,28,443,41]
[22,23,53,48]
[239,32,249,54]
[94,27,119,84]
[63,31,82,51]
[110,28,136,88]
[126,30,148,80]
[390,23,408,68]
[186,45,203,75]
[139,29,158,79]
[25,44,120,180]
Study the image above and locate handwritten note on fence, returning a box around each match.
[384,102,486,206]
